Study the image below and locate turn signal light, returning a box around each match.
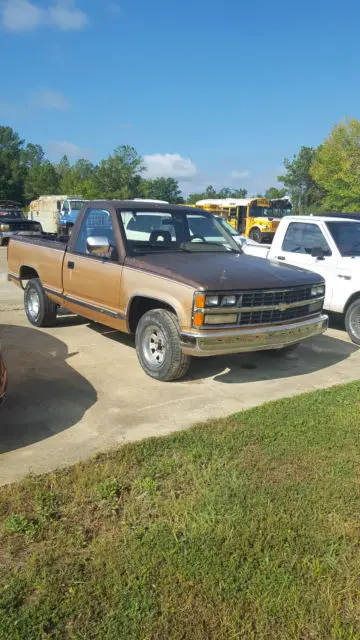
[195,293,205,309]
[193,312,204,327]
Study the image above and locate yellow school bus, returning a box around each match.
[195,197,291,243]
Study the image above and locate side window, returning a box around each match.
[282,223,331,256]
[62,200,69,212]
[75,208,117,260]
[119,211,176,242]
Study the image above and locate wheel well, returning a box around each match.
[19,265,39,281]
[344,291,360,314]
[128,296,176,333]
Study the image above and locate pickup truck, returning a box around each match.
[8,201,328,381]
[243,215,360,344]
[0,201,42,246]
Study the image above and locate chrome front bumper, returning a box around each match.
[180,314,329,356]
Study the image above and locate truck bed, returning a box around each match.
[7,234,68,297]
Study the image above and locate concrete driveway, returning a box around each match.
[0,247,359,486]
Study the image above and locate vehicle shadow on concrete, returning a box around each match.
[188,334,357,383]
[87,321,357,384]
[0,325,97,454]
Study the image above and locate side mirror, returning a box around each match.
[86,236,110,257]
[311,247,325,260]
[57,201,61,211]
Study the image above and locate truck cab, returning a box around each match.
[60,199,88,234]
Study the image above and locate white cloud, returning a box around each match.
[1,0,41,31]
[231,170,250,179]
[0,0,89,32]
[47,140,92,161]
[48,2,88,30]
[144,153,197,181]
[32,89,68,110]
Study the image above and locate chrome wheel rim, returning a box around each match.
[27,290,40,320]
[142,325,166,367]
[349,306,360,340]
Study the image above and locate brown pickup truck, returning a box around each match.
[8,200,328,381]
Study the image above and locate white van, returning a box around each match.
[29,195,85,234]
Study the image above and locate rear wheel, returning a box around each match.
[345,299,360,345]
[135,309,191,381]
[249,227,262,243]
[24,278,57,327]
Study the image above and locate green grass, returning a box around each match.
[1,382,360,639]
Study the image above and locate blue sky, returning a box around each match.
[0,0,359,195]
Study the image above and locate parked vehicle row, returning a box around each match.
[8,201,328,381]
[28,195,88,235]
[243,215,360,344]
[194,196,292,243]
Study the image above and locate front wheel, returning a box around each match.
[345,299,360,345]
[135,309,191,381]
[24,278,57,327]
[249,227,262,243]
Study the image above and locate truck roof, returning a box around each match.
[196,198,253,207]
[286,215,359,224]
[34,195,83,201]
[87,200,207,214]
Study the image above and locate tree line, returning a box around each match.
[1,118,360,212]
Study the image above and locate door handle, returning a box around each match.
[67,261,75,270]
[276,256,286,261]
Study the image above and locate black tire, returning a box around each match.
[135,309,191,381]
[345,299,360,345]
[24,278,57,328]
[265,342,300,356]
[249,227,262,243]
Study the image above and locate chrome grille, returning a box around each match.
[239,304,310,326]
[8,222,39,231]
[241,286,313,308]
[202,286,324,328]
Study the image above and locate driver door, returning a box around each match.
[274,221,336,309]
[62,207,124,326]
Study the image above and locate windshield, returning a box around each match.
[69,201,85,211]
[326,221,360,256]
[0,210,23,219]
[117,209,241,254]
[214,216,240,236]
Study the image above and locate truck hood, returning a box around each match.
[125,252,324,291]
[340,256,360,270]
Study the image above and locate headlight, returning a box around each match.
[205,314,238,325]
[0,224,10,231]
[205,295,219,306]
[222,295,236,305]
[311,285,325,297]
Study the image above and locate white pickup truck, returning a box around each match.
[243,215,360,344]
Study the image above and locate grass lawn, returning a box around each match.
[1,382,360,639]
